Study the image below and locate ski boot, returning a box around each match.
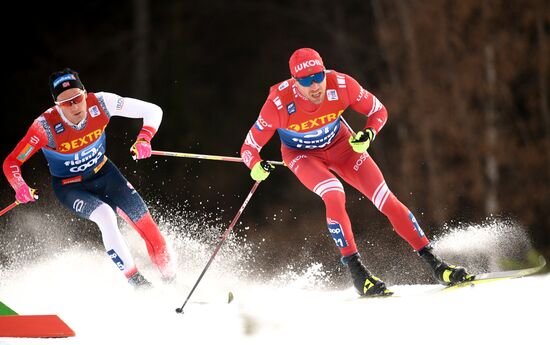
[128,271,153,289]
[418,245,473,285]
[342,253,393,297]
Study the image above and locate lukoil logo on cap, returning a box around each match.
[294,59,323,74]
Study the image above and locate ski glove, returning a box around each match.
[348,128,376,153]
[131,138,152,160]
[15,184,37,204]
[251,160,275,182]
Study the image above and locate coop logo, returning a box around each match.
[64,144,105,173]
[293,59,322,74]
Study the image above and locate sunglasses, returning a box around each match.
[294,71,326,87]
[55,92,85,107]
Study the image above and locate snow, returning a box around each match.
[0,221,548,345]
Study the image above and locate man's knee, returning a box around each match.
[89,203,117,228]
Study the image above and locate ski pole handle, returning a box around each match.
[152,150,285,166]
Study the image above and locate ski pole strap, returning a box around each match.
[152,150,285,166]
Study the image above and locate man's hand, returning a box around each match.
[348,128,375,153]
[15,184,37,204]
[250,160,275,181]
[130,138,152,160]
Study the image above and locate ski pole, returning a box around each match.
[175,181,261,314]
[0,189,38,217]
[0,201,19,217]
[152,150,285,166]
[339,116,357,136]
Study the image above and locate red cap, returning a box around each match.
[289,48,325,78]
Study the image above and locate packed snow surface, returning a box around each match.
[0,218,547,345]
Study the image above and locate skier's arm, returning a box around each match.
[240,100,279,180]
[345,75,388,136]
[97,92,162,159]
[3,119,48,202]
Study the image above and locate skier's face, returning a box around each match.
[56,88,87,124]
[294,73,327,105]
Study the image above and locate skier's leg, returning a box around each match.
[284,151,357,257]
[51,180,147,284]
[100,162,175,280]
[334,151,429,250]
[334,150,470,284]
[283,149,390,295]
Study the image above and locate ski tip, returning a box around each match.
[228,291,234,304]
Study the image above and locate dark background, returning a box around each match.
[0,0,548,282]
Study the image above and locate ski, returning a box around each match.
[440,255,546,292]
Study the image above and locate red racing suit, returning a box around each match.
[241,70,429,257]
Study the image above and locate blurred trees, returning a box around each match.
[0,0,548,263]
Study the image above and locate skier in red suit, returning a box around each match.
[241,48,471,295]
[3,68,175,288]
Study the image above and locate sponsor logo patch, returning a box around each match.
[107,249,125,271]
[287,110,343,131]
[409,212,426,238]
[73,199,85,213]
[242,150,253,165]
[53,74,76,87]
[16,144,35,162]
[255,115,272,131]
[54,122,65,134]
[286,102,296,115]
[327,89,338,101]
[288,154,307,170]
[327,218,348,248]
[59,129,104,152]
[278,81,289,91]
[116,97,125,110]
[293,59,322,74]
[353,152,369,172]
[89,105,100,118]
[61,176,82,185]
